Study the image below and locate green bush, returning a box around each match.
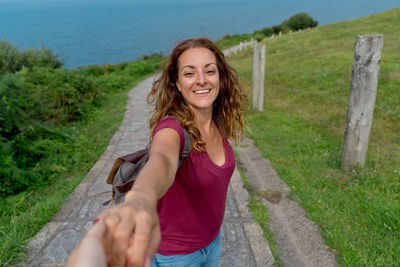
[254,27,274,37]
[272,25,283,34]
[0,42,163,196]
[0,39,64,74]
[281,13,318,31]
[255,34,264,42]
[0,68,106,195]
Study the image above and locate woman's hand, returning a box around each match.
[100,190,161,267]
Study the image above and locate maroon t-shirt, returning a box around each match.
[152,117,235,255]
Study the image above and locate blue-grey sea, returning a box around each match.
[1,0,398,68]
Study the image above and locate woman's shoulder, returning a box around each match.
[154,116,181,132]
[152,116,185,152]
[153,116,183,133]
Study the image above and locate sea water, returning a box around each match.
[0,0,398,68]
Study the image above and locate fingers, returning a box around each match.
[100,197,160,267]
[111,208,136,266]
[86,217,106,239]
[102,211,120,264]
[126,213,160,267]
[67,219,107,267]
[146,223,161,260]
[144,257,152,267]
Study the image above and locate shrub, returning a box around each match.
[0,47,163,196]
[0,67,106,195]
[140,52,163,60]
[80,64,108,76]
[281,13,318,31]
[272,25,283,34]
[254,27,274,38]
[255,34,264,42]
[0,66,109,194]
[0,39,64,75]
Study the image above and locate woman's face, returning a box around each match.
[176,47,220,113]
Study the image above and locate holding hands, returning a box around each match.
[101,190,161,267]
[68,190,160,267]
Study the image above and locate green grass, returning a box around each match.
[227,8,400,266]
[0,64,160,265]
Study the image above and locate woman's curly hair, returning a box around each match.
[147,37,247,152]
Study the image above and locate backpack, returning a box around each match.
[103,126,192,206]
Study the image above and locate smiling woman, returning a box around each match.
[149,38,247,152]
[69,37,247,267]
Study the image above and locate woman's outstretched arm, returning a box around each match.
[99,128,181,267]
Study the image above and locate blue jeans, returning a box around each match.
[151,232,222,267]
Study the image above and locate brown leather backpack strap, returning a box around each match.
[116,179,135,194]
[106,157,125,184]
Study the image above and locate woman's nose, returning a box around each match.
[196,72,207,85]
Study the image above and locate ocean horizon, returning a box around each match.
[1,0,399,68]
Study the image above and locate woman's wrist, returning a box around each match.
[125,189,158,206]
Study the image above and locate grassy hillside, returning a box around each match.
[227,7,399,266]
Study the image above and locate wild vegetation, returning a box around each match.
[0,40,64,74]
[226,8,399,266]
[216,12,318,49]
[0,41,163,265]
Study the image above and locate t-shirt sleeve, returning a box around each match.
[152,117,185,156]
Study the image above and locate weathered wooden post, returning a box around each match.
[341,34,384,170]
[252,43,266,112]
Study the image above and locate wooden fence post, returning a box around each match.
[341,34,384,170]
[252,43,266,112]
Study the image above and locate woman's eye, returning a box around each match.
[206,70,216,74]
[184,72,194,76]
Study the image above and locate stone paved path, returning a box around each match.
[25,75,274,266]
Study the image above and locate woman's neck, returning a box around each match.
[191,107,214,136]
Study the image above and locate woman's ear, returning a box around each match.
[176,81,182,92]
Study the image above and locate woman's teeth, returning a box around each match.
[194,89,211,94]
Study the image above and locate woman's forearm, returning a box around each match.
[125,152,177,204]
